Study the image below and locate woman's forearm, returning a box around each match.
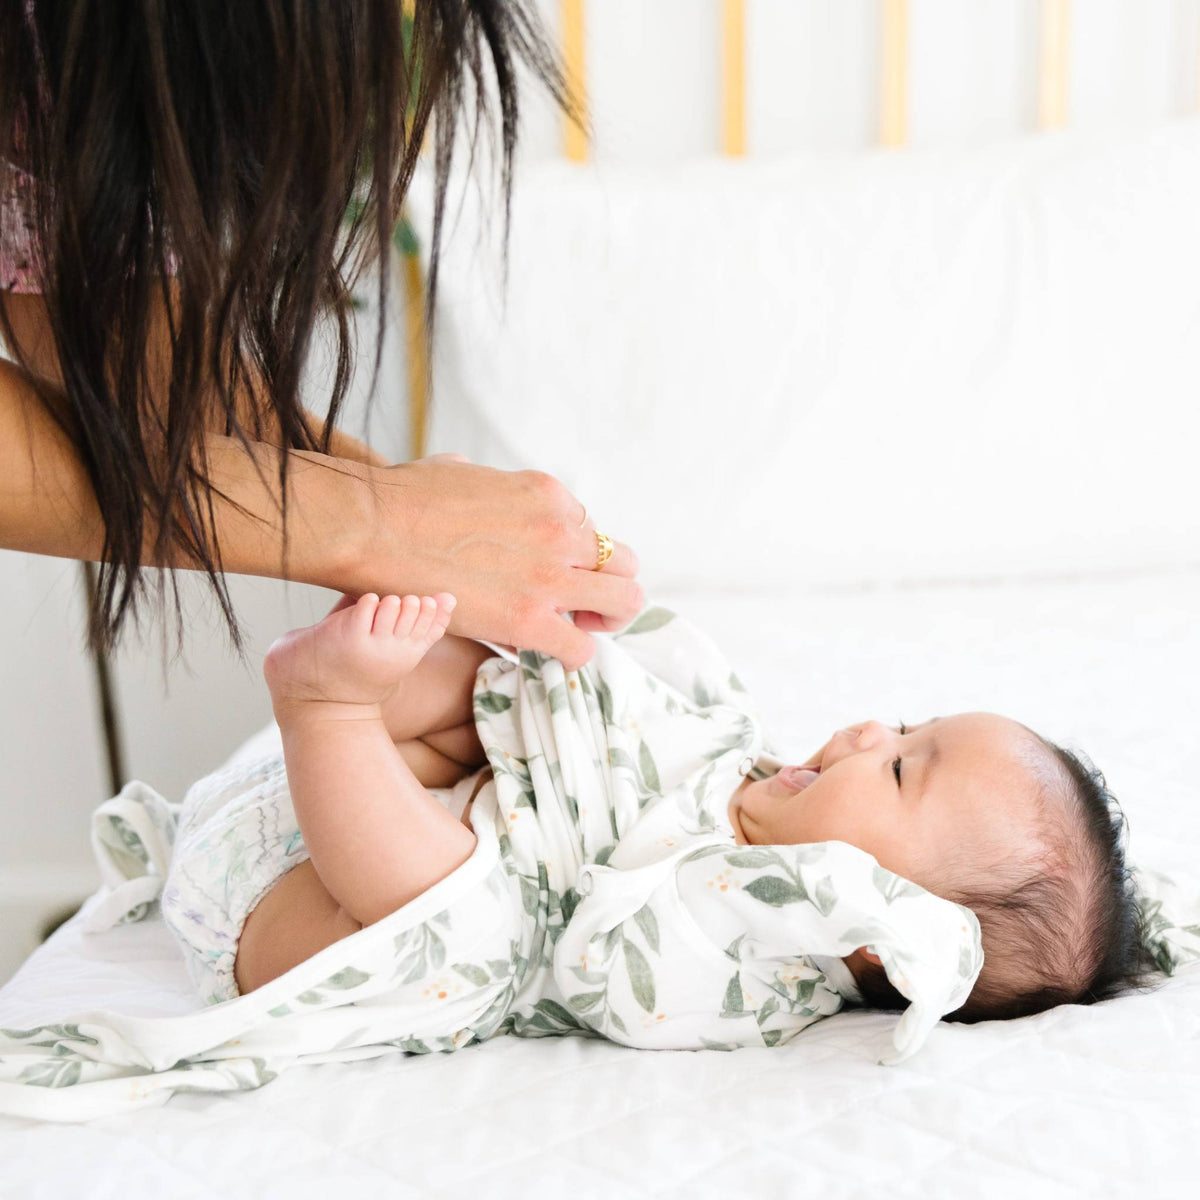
[1,282,389,583]
[0,358,374,590]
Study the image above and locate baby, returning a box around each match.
[163,591,1149,1058]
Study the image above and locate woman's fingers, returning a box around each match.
[505,563,645,671]
[564,522,643,638]
[560,563,643,624]
[574,526,640,580]
[528,615,600,670]
[571,609,630,635]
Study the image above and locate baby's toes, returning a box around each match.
[418,594,455,643]
[343,593,380,637]
[432,593,457,632]
[372,594,402,637]
[409,595,439,642]
[393,594,422,639]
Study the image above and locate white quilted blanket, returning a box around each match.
[1,570,1198,1196]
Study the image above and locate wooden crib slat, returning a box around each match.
[880,0,909,147]
[1039,0,1071,130]
[562,0,589,162]
[1194,7,1200,114]
[722,0,747,157]
[404,244,429,461]
[400,0,428,460]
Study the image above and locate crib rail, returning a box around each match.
[404,0,1193,457]
[553,0,1085,161]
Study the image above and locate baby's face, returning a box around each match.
[727,712,1042,893]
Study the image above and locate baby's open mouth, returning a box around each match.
[793,767,820,791]
[782,765,820,791]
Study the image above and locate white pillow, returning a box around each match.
[411,119,1200,592]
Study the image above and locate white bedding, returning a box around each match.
[2,568,1198,1196]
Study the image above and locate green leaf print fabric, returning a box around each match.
[552,838,985,1064]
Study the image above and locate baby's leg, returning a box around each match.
[262,593,477,930]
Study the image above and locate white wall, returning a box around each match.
[2,0,1197,984]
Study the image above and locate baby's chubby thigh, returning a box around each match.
[234,859,362,995]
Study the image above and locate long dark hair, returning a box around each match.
[0,1,566,658]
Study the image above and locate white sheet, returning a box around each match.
[2,569,1198,1195]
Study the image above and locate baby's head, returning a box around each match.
[729,713,1151,1021]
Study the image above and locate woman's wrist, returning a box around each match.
[285,419,393,589]
[283,449,384,592]
[175,434,382,592]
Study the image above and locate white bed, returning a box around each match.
[2,568,1199,1195]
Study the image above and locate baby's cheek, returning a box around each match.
[883,820,948,893]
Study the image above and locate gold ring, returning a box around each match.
[594,529,614,571]
[578,504,588,528]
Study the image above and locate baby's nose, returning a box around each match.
[823,721,888,771]
[835,720,890,749]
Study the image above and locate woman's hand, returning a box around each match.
[342,453,643,671]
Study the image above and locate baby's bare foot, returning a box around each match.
[264,592,456,723]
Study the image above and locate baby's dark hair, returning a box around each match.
[856,734,1157,1023]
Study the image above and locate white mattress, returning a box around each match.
[2,568,1198,1197]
